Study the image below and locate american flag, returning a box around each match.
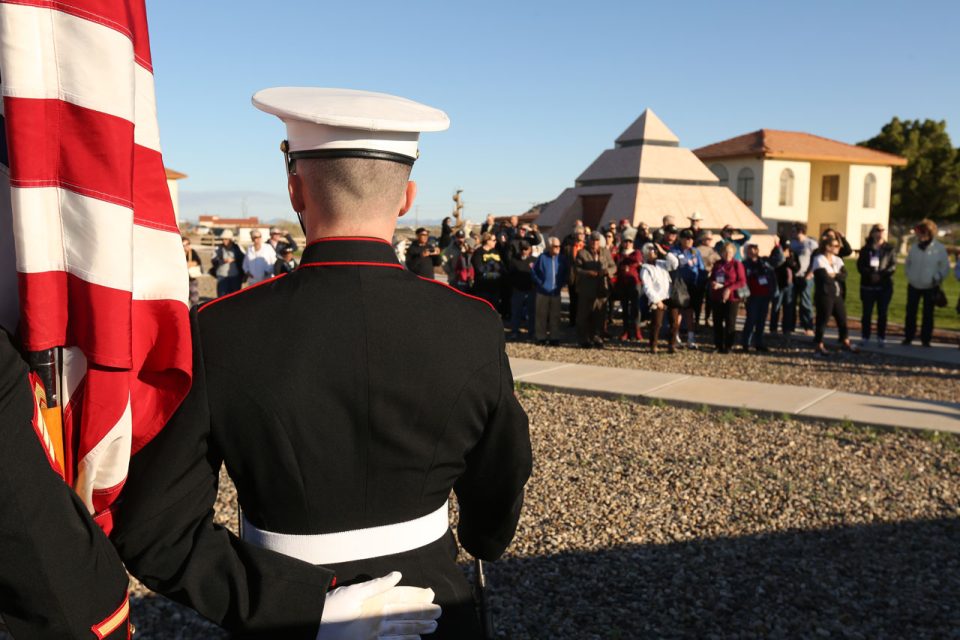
[0,0,192,534]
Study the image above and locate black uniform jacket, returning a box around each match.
[112,237,532,639]
[0,331,130,640]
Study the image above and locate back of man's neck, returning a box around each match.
[305,218,397,244]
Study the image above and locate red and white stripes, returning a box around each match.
[0,0,192,533]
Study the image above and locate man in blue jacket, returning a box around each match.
[531,236,568,345]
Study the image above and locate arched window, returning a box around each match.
[778,168,794,206]
[736,168,755,205]
[710,163,729,187]
[863,173,877,208]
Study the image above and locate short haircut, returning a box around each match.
[547,236,560,245]
[793,222,807,234]
[480,232,495,244]
[296,157,411,220]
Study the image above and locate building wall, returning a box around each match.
[807,161,850,238]
[167,179,180,222]
[758,159,810,233]
[844,164,892,249]
[706,158,763,218]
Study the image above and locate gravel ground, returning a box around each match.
[505,327,960,404]
[121,389,960,639]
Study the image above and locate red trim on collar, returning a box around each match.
[416,276,497,312]
[306,236,392,247]
[199,274,289,312]
[298,261,404,270]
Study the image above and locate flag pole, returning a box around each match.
[474,558,494,640]
[27,347,66,472]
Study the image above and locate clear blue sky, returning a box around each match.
[146,0,960,224]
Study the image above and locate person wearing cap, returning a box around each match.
[441,230,474,292]
[651,215,677,246]
[267,226,299,256]
[243,229,278,285]
[0,330,133,640]
[739,242,781,352]
[274,245,299,275]
[575,232,616,348]
[210,229,246,296]
[713,225,751,262]
[111,88,531,639]
[669,229,706,349]
[405,227,442,279]
[655,224,679,258]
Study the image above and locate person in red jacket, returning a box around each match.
[739,242,782,352]
[708,242,747,353]
[615,237,643,340]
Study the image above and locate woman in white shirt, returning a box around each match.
[640,243,679,354]
[810,238,858,355]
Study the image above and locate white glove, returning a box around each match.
[316,571,441,640]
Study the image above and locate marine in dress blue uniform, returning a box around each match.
[111,88,531,639]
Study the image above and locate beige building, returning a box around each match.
[693,130,907,247]
[165,167,187,221]
[536,109,766,237]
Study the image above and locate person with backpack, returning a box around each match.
[442,230,474,293]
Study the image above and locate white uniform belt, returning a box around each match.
[241,501,449,565]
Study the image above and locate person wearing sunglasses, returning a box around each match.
[810,238,858,355]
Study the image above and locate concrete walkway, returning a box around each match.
[509,357,960,435]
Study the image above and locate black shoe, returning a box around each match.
[922,342,931,348]
[548,340,561,347]
[901,338,912,346]
[756,345,770,352]
[578,342,592,349]
[536,339,547,346]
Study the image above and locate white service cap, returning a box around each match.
[252,87,450,167]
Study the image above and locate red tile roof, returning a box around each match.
[693,129,907,167]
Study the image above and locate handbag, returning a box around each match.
[934,286,948,308]
[187,265,203,279]
[669,270,691,309]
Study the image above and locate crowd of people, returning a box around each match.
[182,227,300,305]
[396,214,960,355]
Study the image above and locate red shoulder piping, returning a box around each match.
[416,276,497,312]
[298,261,404,270]
[199,273,289,312]
[306,236,392,248]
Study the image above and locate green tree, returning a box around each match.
[859,118,960,223]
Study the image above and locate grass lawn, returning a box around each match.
[843,258,960,332]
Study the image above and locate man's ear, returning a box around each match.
[288,172,306,213]
[398,181,417,218]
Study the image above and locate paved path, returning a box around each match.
[509,357,960,435]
